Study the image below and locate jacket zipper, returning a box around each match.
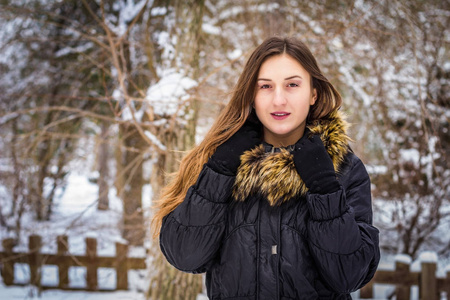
[276,208,281,300]
[256,200,261,299]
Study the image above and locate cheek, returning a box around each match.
[253,97,265,115]
[291,95,313,111]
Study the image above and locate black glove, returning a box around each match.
[207,121,260,176]
[293,133,340,194]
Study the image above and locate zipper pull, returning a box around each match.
[272,245,277,255]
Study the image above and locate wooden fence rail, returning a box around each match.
[0,235,146,291]
[360,255,450,300]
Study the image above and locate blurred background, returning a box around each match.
[0,0,448,299]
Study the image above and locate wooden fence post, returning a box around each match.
[419,252,438,300]
[395,259,411,300]
[116,242,128,290]
[29,235,42,287]
[359,280,373,299]
[86,237,98,290]
[445,268,450,300]
[57,235,69,289]
[1,238,15,285]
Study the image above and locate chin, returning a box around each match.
[270,122,293,131]
[268,128,294,136]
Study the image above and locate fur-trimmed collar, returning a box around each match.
[232,110,351,206]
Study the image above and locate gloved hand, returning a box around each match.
[207,121,261,176]
[293,133,340,194]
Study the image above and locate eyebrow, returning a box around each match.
[257,75,303,81]
[285,75,303,80]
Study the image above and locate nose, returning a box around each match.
[273,87,287,106]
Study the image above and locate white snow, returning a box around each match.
[54,42,94,58]
[121,102,145,122]
[202,23,221,35]
[151,6,167,16]
[218,5,244,20]
[116,0,148,35]
[0,284,146,300]
[0,112,19,126]
[227,48,243,60]
[144,130,167,151]
[337,64,373,107]
[331,37,344,49]
[145,70,197,116]
[395,253,412,265]
[365,165,388,175]
[399,148,420,165]
[419,251,438,263]
[197,293,209,300]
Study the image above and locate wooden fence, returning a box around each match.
[360,257,450,300]
[0,235,146,291]
[2,235,450,299]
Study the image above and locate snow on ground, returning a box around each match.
[6,172,149,255]
[0,172,149,299]
[0,284,145,300]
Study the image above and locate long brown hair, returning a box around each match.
[151,36,342,237]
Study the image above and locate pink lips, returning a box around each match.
[270,112,290,120]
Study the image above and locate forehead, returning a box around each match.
[258,54,309,78]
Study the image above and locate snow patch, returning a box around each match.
[399,148,420,165]
[395,254,412,265]
[366,165,388,175]
[202,23,221,35]
[145,70,197,116]
[151,6,167,16]
[228,48,243,60]
[55,42,94,57]
[419,251,438,263]
[121,102,145,122]
[197,294,209,300]
[118,0,148,35]
[144,130,167,151]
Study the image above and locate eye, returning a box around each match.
[287,82,299,87]
[259,84,271,89]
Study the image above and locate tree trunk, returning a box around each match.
[98,122,110,210]
[148,1,206,299]
[119,123,146,246]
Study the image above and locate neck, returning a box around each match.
[262,125,305,147]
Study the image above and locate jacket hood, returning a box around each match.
[232,110,351,206]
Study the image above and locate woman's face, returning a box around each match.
[254,54,317,147]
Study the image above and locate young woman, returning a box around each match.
[152,37,380,300]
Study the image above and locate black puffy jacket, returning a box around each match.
[160,113,380,299]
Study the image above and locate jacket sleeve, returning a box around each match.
[159,164,233,273]
[306,154,380,293]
